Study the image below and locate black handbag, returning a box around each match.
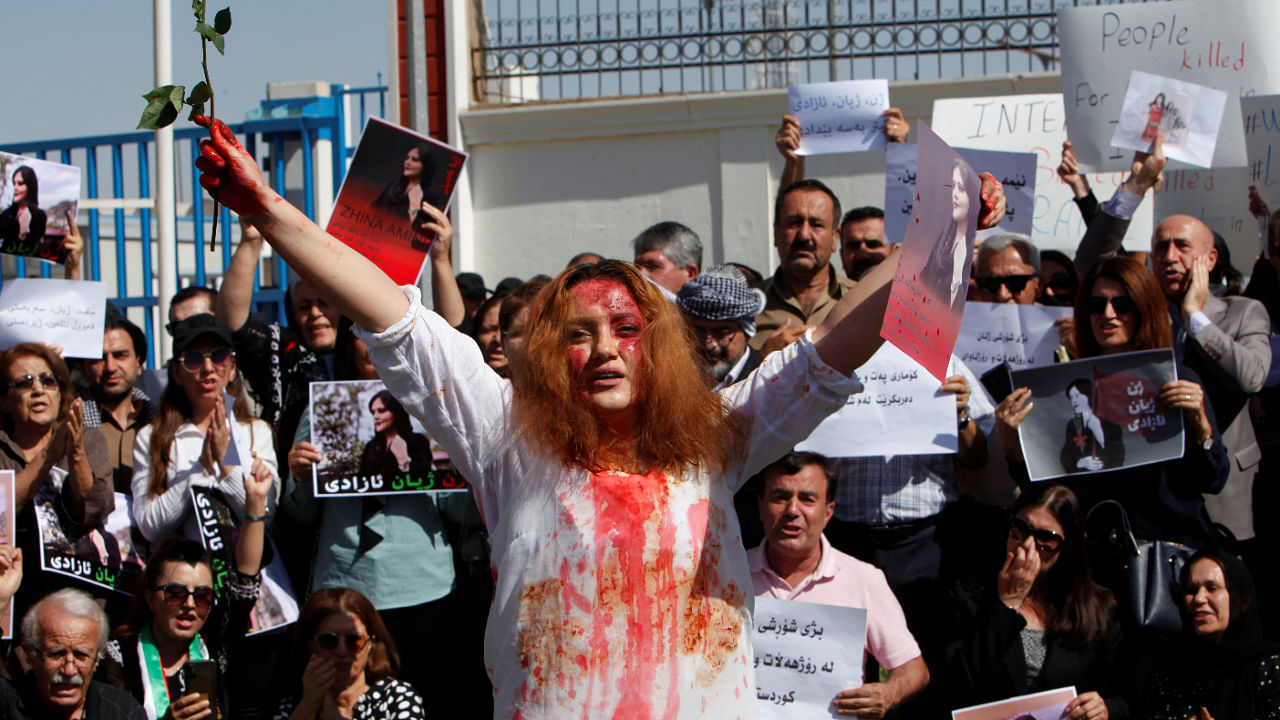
[1085,499,1192,636]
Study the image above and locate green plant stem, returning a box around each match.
[203,34,219,253]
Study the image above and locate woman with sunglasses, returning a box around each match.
[947,483,1130,720]
[995,257,1228,548]
[103,460,271,719]
[275,588,425,720]
[131,314,279,543]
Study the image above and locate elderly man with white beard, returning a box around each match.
[676,265,766,390]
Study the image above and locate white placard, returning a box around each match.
[1057,0,1280,172]
[1110,71,1228,168]
[952,686,1077,720]
[752,597,867,719]
[931,94,1153,253]
[955,303,1072,378]
[797,342,957,458]
[0,278,106,358]
[787,80,890,155]
[1242,94,1280,208]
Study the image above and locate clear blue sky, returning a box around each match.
[2,2,389,143]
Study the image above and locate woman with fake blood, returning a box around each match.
[193,115,1003,719]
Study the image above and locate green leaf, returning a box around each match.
[211,31,225,54]
[186,81,211,105]
[138,84,186,129]
[191,0,205,22]
[188,102,206,122]
[195,22,217,43]
[213,7,231,34]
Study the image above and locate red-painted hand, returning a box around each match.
[977,171,1006,230]
[193,115,273,216]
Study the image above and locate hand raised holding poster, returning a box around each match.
[787,80,890,155]
[881,123,982,381]
[1111,71,1228,168]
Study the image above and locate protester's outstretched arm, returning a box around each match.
[194,116,409,333]
[812,246,898,375]
[424,204,466,327]
[234,456,273,577]
[777,114,805,191]
[216,218,264,332]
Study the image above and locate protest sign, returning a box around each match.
[752,597,867,719]
[881,123,980,381]
[955,303,1072,378]
[0,279,106,358]
[931,93,1154,253]
[0,150,79,264]
[190,486,299,635]
[1242,94,1280,208]
[797,342,958,458]
[1057,0,1280,173]
[309,380,464,498]
[1111,71,1228,168]
[326,118,468,285]
[787,80,890,155]
[1010,349,1182,482]
[34,469,142,595]
[0,471,12,638]
[952,687,1077,720]
[884,144,1035,245]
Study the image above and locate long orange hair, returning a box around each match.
[512,261,746,475]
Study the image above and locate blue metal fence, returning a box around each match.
[0,83,388,367]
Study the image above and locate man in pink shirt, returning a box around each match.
[749,451,930,718]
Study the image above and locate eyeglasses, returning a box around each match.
[179,348,235,371]
[1085,295,1136,315]
[151,584,217,610]
[315,632,370,652]
[29,646,97,668]
[843,238,885,250]
[7,372,59,392]
[1009,516,1064,554]
[691,324,740,342]
[975,274,1037,295]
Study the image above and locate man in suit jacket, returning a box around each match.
[1074,141,1271,543]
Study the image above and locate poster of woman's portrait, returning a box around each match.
[0,151,80,264]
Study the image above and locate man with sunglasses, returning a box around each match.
[973,234,1042,305]
[1074,135,1271,548]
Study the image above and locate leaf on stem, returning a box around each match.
[138,85,187,130]
[187,81,212,105]
[214,7,232,34]
[195,22,225,54]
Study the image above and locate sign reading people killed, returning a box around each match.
[881,123,980,381]
[0,279,106,358]
[1110,70,1228,168]
[797,343,958,458]
[1009,349,1183,482]
[955,303,1072,378]
[34,469,142,594]
[0,150,80,264]
[930,93,1153,253]
[752,597,867,719]
[310,380,465,498]
[884,143,1035,245]
[326,118,468,285]
[787,80,891,155]
[1242,94,1280,208]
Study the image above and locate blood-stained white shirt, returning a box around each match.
[355,286,863,720]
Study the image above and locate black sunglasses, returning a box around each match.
[179,347,235,371]
[315,632,370,652]
[152,584,217,610]
[1085,295,1136,315]
[1009,516,1064,553]
[7,372,58,391]
[976,274,1037,295]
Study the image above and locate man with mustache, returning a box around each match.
[0,585,145,719]
[78,311,154,494]
[676,265,765,390]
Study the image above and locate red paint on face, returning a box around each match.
[565,279,647,426]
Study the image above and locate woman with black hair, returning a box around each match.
[0,166,47,251]
[358,389,433,482]
[373,145,444,221]
[947,483,1130,720]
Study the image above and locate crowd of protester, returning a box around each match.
[0,108,1275,720]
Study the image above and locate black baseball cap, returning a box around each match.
[170,313,234,357]
[456,272,487,302]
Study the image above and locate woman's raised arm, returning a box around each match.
[194,116,409,332]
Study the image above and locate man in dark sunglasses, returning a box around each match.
[1073,135,1270,552]
[973,233,1041,305]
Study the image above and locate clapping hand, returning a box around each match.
[200,394,232,476]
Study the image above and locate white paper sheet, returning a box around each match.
[0,278,106,358]
[752,597,868,720]
[787,80,891,155]
[1110,70,1228,168]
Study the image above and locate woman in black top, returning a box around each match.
[0,166,47,252]
[357,390,433,484]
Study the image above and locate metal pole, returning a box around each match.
[154,0,178,364]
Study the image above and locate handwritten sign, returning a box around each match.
[1009,349,1183,482]
[1057,0,1280,172]
[952,686,1077,720]
[884,144,1036,245]
[0,278,106,358]
[787,80,890,155]
[34,469,141,594]
[1111,70,1229,168]
[1242,94,1280,207]
[309,380,463,498]
[752,597,867,719]
[190,486,299,635]
[955,303,1072,378]
[930,93,1154,253]
[881,123,980,381]
[798,342,958,458]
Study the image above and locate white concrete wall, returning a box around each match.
[455,73,1061,282]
